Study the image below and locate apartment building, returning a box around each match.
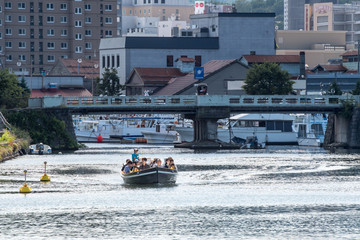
[0,0,117,75]
[284,0,338,30]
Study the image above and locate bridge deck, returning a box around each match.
[29,95,359,114]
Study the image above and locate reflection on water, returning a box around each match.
[0,144,360,239]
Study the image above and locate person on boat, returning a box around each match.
[132,149,139,162]
[155,159,162,167]
[164,158,171,168]
[169,163,176,170]
[150,158,158,167]
[38,143,44,155]
[121,159,131,171]
[169,158,176,170]
[123,161,133,173]
[138,158,150,171]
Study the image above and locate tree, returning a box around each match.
[96,68,123,96]
[325,81,342,95]
[243,62,293,95]
[0,69,30,109]
[352,81,360,95]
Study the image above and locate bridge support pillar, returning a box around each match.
[176,107,238,149]
[324,107,360,153]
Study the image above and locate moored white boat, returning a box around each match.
[293,114,327,147]
[176,114,298,145]
[28,143,52,155]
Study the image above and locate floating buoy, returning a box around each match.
[58,152,62,154]
[97,134,103,143]
[40,161,50,182]
[20,170,32,194]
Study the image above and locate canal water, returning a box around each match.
[1,144,360,239]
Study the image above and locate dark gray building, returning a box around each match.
[284,0,338,30]
[306,73,360,94]
[100,13,276,85]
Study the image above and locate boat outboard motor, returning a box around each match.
[196,83,208,95]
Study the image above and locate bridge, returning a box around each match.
[29,94,359,114]
[28,94,360,151]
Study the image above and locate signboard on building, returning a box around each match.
[194,67,204,79]
[195,1,205,14]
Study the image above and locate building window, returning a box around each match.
[0,32,2,39]
[5,28,12,35]
[154,0,158,3]
[6,55,12,61]
[107,55,110,68]
[195,56,202,67]
[85,4,91,11]
[162,16,165,20]
[19,42,26,48]
[85,17,91,24]
[47,29,55,36]
[18,16,26,22]
[5,15,12,22]
[75,46,82,53]
[47,16,55,23]
[85,42,92,49]
[5,2,12,9]
[143,0,146,4]
[129,10,132,14]
[60,3,67,10]
[75,33,82,40]
[46,3,54,10]
[47,42,55,49]
[75,20,82,27]
[161,0,165,3]
[117,54,120,67]
[61,29,68,36]
[102,56,106,68]
[48,55,55,62]
[19,55,26,61]
[75,7,82,14]
[167,55,173,67]
[5,42,12,48]
[18,2,26,9]
[105,4,112,11]
[61,42,68,49]
[105,30,112,37]
[85,30,92,36]
[61,16,67,23]
[162,9,165,14]
[18,28,26,35]
[105,17,112,24]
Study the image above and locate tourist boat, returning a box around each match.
[121,167,178,184]
[176,113,298,145]
[28,143,52,155]
[293,113,327,147]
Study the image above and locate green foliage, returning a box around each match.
[0,130,16,143]
[339,98,355,119]
[96,68,123,96]
[4,110,80,150]
[0,69,30,109]
[243,62,293,95]
[325,81,342,95]
[352,81,360,95]
[234,0,284,29]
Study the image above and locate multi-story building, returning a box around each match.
[284,0,338,30]
[100,13,276,85]
[121,0,193,36]
[305,2,360,45]
[0,0,117,75]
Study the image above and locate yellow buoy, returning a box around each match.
[20,170,32,194]
[40,161,50,182]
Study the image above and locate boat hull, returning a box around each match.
[121,167,177,184]
[141,130,178,144]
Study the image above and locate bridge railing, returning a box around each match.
[30,95,359,109]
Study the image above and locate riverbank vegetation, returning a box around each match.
[0,129,29,161]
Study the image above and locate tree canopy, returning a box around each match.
[243,62,293,95]
[352,81,360,95]
[96,68,123,96]
[0,69,30,109]
[325,81,342,95]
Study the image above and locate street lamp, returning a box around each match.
[77,58,82,74]
[93,63,99,95]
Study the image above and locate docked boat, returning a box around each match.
[293,114,327,147]
[121,167,178,184]
[28,143,52,155]
[141,124,181,144]
[176,113,298,145]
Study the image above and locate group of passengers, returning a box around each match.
[122,149,176,173]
